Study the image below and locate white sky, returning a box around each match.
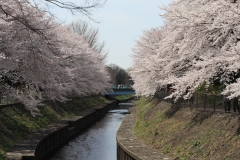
[48,0,173,69]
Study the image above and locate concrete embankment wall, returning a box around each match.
[6,100,118,160]
[116,105,170,160]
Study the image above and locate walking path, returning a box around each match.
[116,100,171,160]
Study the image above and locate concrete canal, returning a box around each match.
[50,108,129,160]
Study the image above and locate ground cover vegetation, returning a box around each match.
[0,0,111,116]
[0,95,111,160]
[135,97,240,159]
[113,94,134,101]
[130,0,240,101]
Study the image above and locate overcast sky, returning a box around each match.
[48,0,173,69]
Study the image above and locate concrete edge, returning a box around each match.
[5,100,118,160]
[116,105,171,160]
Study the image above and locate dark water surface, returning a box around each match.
[50,109,128,160]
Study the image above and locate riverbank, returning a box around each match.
[134,97,240,159]
[51,106,129,159]
[0,95,133,160]
[116,99,170,160]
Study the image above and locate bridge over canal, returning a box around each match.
[104,88,136,99]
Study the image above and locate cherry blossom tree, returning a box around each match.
[160,0,240,100]
[0,0,110,115]
[130,0,240,101]
[55,24,111,96]
[130,27,166,96]
[0,0,67,114]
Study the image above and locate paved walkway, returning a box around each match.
[116,102,171,160]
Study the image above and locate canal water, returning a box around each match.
[50,109,129,160]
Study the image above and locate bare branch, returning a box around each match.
[71,21,108,61]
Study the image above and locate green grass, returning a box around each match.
[133,96,240,160]
[0,95,110,160]
[114,95,134,100]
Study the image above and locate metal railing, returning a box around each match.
[155,92,240,113]
[0,90,16,106]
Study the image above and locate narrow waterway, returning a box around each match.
[50,109,129,160]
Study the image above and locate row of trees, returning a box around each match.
[106,64,133,86]
[130,0,240,100]
[0,0,110,115]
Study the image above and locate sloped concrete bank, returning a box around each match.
[116,106,171,160]
[6,100,118,160]
[133,97,240,159]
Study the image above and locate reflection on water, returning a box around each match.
[118,103,135,106]
[51,109,128,160]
